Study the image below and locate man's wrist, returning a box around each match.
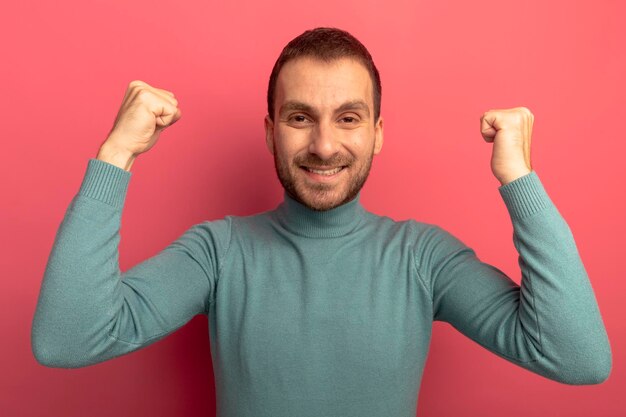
[96,143,136,172]
[498,168,532,187]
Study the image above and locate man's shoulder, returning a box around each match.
[187,208,276,238]
[363,212,475,268]
[167,210,275,262]
[362,209,444,239]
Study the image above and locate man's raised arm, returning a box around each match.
[31,81,228,368]
[416,108,611,384]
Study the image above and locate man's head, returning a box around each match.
[264,27,384,211]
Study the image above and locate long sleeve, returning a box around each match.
[418,170,612,384]
[31,158,229,368]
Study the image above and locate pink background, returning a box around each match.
[2,0,624,416]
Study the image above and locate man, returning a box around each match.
[32,27,611,417]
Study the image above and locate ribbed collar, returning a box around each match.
[272,191,367,238]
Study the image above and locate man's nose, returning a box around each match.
[308,120,340,161]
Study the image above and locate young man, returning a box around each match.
[32,27,611,417]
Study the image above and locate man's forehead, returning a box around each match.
[276,57,373,114]
[279,56,370,85]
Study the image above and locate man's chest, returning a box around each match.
[208,239,434,389]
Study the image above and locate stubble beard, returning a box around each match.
[273,143,375,212]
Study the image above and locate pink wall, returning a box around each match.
[2,0,624,416]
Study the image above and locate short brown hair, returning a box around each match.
[267,27,382,123]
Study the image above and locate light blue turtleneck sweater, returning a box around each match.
[32,158,612,417]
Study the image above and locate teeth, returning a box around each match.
[306,166,344,176]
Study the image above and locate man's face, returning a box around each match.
[264,56,384,211]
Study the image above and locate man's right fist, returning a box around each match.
[105,80,181,156]
[96,80,181,171]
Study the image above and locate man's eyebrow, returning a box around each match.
[336,100,370,117]
[279,100,371,117]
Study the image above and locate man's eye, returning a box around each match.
[292,115,307,123]
[341,117,357,123]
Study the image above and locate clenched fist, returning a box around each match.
[480,107,533,186]
[97,80,182,171]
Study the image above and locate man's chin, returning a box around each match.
[292,187,352,212]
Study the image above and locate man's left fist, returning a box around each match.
[480,107,533,186]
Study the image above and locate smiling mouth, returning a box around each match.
[301,166,347,176]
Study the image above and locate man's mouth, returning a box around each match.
[301,166,346,176]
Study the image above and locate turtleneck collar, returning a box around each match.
[272,190,367,238]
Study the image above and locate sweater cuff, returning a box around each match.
[497,170,553,221]
[77,158,131,209]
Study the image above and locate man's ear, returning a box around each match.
[264,114,274,155]
[374,116,384,154]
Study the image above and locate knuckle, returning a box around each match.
[129,80,144,89]
[521,108,534,122]
[136,88,152,101]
